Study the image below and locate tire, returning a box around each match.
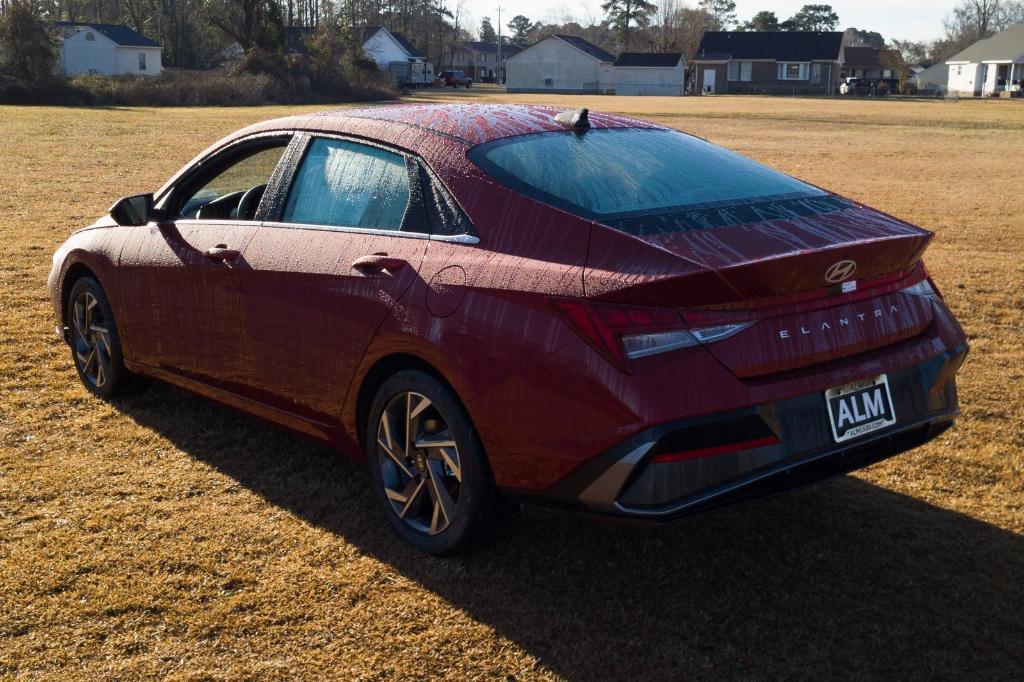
[366,370,503,555]
[66,276,135,399]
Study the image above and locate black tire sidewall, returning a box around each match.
[66,276,126,399]
[366,370,494,555]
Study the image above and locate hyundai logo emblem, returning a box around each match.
[825,259,857,284]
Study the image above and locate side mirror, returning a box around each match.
[110,193,156,226]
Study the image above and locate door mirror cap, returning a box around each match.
[110,193,157,226]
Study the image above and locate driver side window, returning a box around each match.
[178,143,288,221]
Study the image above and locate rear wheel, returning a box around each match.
[66,276,133,399]
[367,370,502,555]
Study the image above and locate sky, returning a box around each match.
[456,0,951,43]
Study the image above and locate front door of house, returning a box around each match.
[704,69,716,94]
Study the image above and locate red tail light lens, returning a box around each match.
[551,300,750,372]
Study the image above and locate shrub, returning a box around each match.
[0,64,396,106]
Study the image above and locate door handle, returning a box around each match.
[204,245,240,263]
[352,254,407,273]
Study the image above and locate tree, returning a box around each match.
[507,14,534,45]
[207,0,286,55]
[739,10,779,31]
[891,38,929,66]
[479,16,496,43]
[878,48,909,93]
[601,0,657,50]
[0,0,58,80]
[697,0,736,29]
[942,0,1024,52]
[844,28,886,48]
[783,4,839,31]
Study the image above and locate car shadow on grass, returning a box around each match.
[120,382,1024,680]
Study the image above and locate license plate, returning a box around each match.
[825,374,896,443]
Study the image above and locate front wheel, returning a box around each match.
[66,276,134,398]
[366,370,503,555]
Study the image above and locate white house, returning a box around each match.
[55,22,162,76]
[361,26,427,69]
[612,52,685,95]
[946,21,1024,96]
[506,34,615,94]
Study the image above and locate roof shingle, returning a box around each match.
[695,31,844,62]
[613,52,683,67]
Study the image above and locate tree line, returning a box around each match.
[2,0,1022,84]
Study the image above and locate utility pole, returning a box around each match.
[496,4,502,85]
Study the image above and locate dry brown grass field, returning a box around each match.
[1,90,1022,679]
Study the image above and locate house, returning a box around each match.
[945,21,1024,96]
[913,62,948,94]
[361,26,427,69]
[505,34,615,94]
[612,52,685,95]
[445,42,523,83]
[54,22,162,76]
[693,31,844,95]
[841,46,900,83]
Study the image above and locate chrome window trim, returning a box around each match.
[429,233,480,245]
[257,220,432,240]
[165,219,264,228]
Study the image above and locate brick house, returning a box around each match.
[693,31,844,95]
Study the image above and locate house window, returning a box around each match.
[544,77,553,86]
[138,52,146,70]
[811,63,823,84]
[84,32,95,41]
[778,63,808,80]
[728,61,752,81]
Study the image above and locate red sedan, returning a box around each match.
[48,104,968,554]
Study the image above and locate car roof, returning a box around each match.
[234,103,661,149]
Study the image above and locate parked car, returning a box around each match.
[438,70,472,88]
[840,77,864,95]
[48,104,968,555]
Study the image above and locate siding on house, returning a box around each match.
[60,27,162,76]
[62,29,117,75]
[612,53,685,95]
[362,28,422,68]
[506,35,613,93]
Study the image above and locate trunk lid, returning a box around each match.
[584,197,936,377]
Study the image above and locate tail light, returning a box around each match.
[550,299,751,372]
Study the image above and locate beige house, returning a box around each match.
[505,34,614,94]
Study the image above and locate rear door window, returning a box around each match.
[281,138,412,230]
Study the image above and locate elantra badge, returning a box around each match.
[825,259,857,284]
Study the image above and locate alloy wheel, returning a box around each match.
[376,391,462,535]
[71,291,113,389]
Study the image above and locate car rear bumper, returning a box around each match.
[525,342,966,522]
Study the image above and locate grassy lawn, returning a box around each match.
[1,91,1022,679]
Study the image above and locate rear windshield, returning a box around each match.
[468,128,830,233]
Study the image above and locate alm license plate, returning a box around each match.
[825,374,897,443]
